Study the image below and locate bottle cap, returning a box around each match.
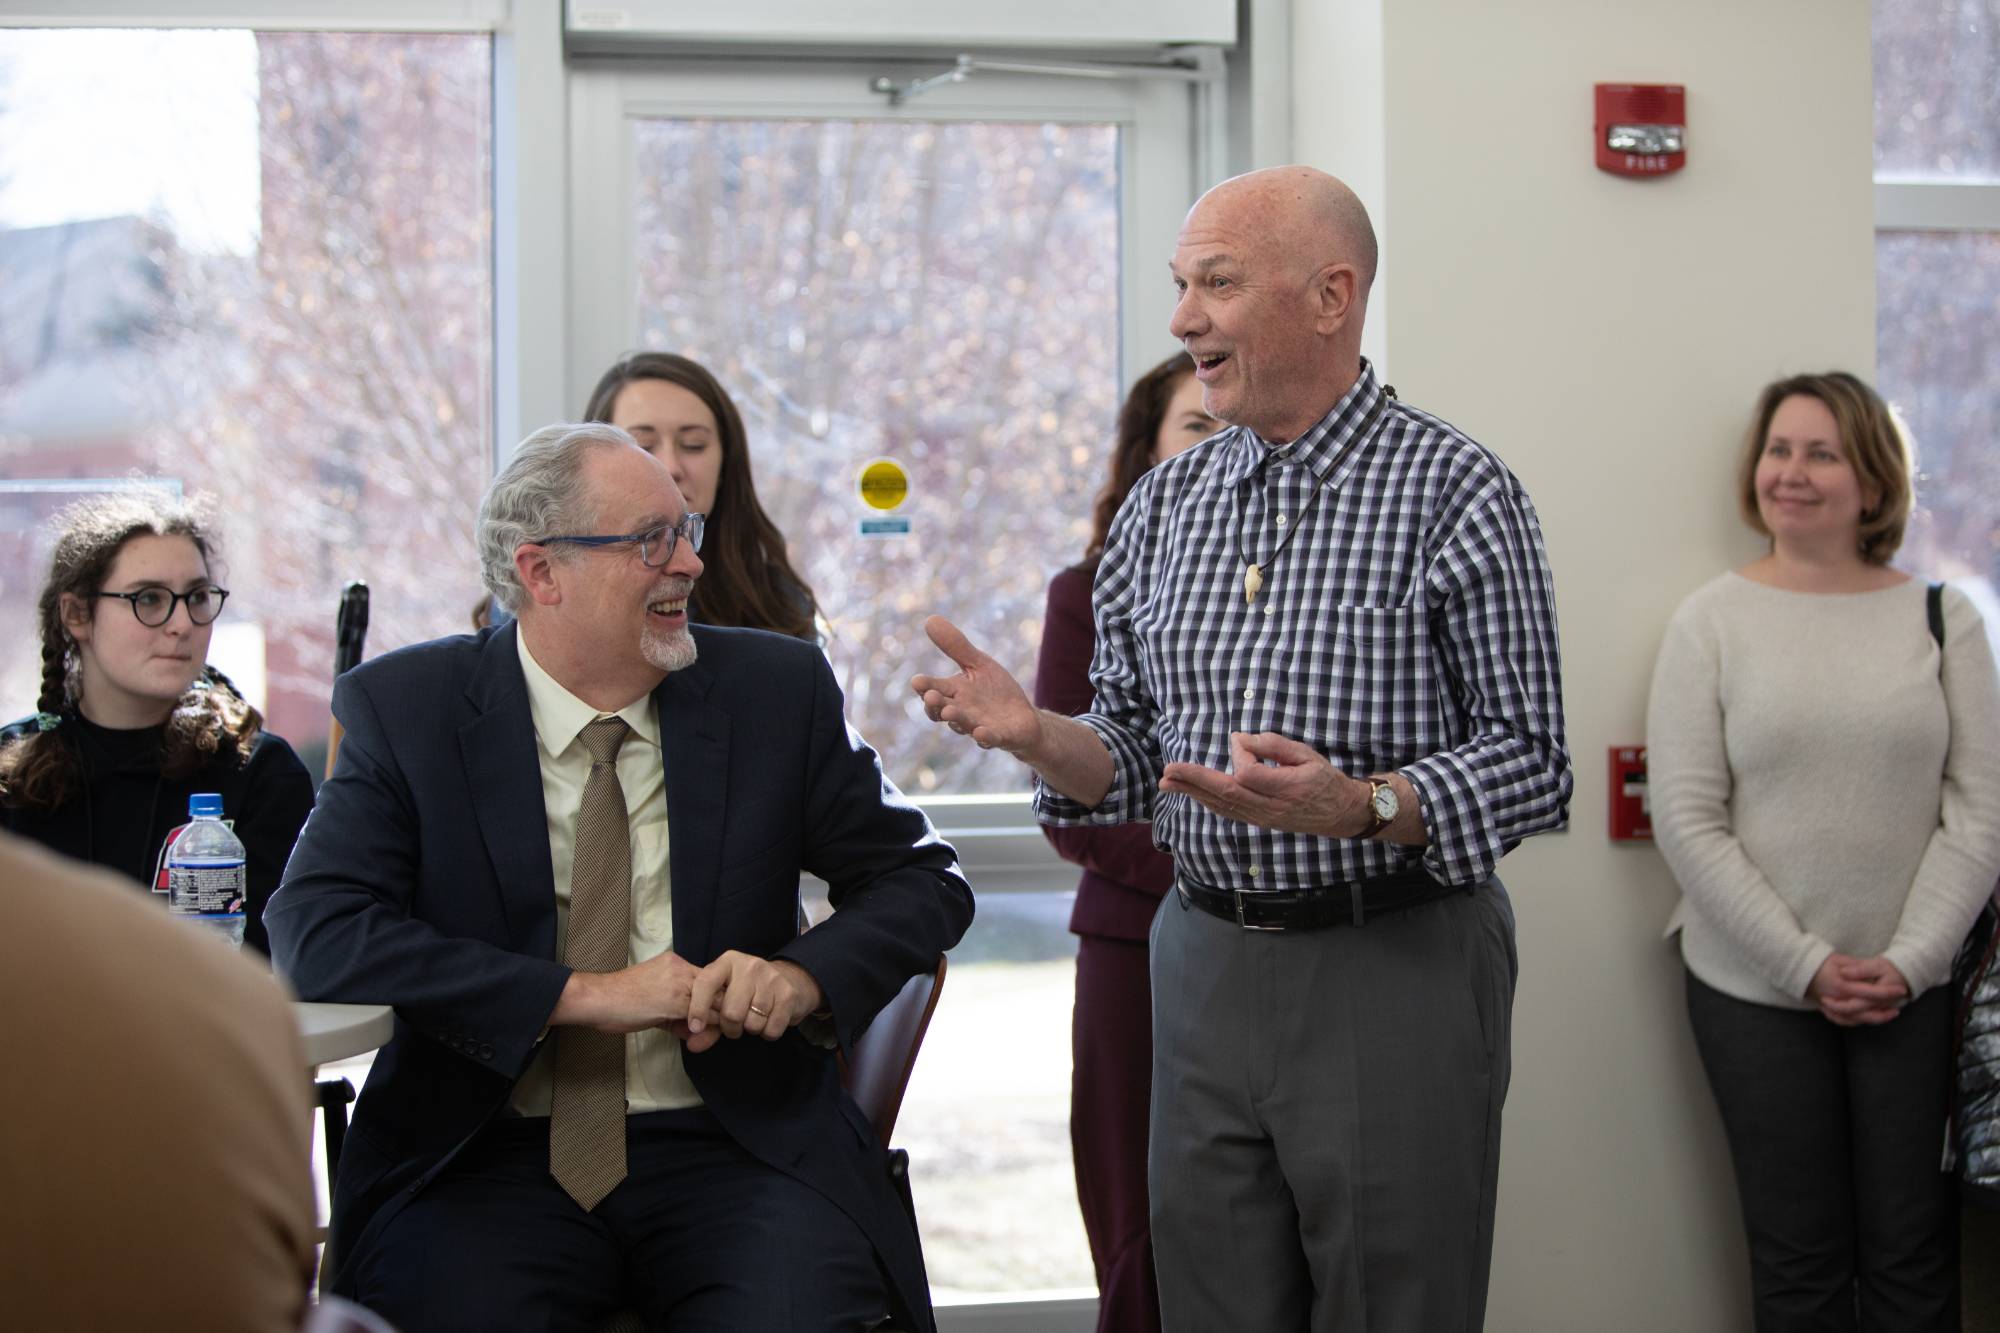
[188,792,224,818]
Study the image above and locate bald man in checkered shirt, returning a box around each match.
[913,166,1571,1332]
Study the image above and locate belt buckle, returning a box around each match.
[1233,889,1286,932]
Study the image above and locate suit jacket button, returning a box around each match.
[478,1044,494,1060]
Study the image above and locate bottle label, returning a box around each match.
[166,861,247,917]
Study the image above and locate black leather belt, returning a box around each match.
[1175,868,1466,931]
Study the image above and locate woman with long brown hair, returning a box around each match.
[0,490,315,956]
[1035,352,1218,1333]
[583,352,819,640]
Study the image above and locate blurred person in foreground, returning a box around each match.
[0,489,315,957]
[585,350,821,640]
[1647,371,2000,1331]
[1035,350,1217,1333]
[0,830,316,1332]
[270,422,971,1332]
[913,166,1570,1331]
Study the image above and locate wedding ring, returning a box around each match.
[749,1005,771,1017]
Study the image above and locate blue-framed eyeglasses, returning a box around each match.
[96,584,230,627]
[534,512,705,568]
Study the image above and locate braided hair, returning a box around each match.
[0,490,263,812]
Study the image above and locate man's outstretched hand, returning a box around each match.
[910,615,1043,757]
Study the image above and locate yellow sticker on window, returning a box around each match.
[857,458,910,512]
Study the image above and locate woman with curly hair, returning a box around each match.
[0,489,315,956]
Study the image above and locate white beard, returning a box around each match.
[641,622,697,673]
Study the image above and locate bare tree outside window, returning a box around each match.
[0,29,492,764]
[1873,0,2000,178]
[1871,2,2000,624]
[1877,230,2000,590]
[630,118,1121,796]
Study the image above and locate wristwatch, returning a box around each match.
[1362,776,1400,838]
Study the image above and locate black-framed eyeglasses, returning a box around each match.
[534,512,705,568]
[96,585,230,628]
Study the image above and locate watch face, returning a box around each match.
[1371,783,1399,821]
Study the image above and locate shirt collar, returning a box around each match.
[515,629,661,758]
[1215,358,1387,490]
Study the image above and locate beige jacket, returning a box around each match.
[0,832,316,1331]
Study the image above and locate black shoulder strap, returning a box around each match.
[1928,581,1945,650]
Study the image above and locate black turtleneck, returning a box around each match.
[0,711,315,957]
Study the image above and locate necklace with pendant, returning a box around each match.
[1238,476,1330,604]
[1234,390,1391,605]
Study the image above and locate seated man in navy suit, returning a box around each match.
[268,422,973,1333]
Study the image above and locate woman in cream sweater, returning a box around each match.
[1648,371,2000,1331]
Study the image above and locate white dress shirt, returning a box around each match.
[509,631,702,1116]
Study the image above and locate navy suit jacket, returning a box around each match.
[268,622,973,1330]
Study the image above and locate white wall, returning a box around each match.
[1295,2,1877,1328]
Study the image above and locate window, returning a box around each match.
[1873,0,2000,177]
[1872,0,2000,619]
[570,58,1197,801]
[570,56,1202,1309]
[0,27,493,763]
[626,115,1120,798]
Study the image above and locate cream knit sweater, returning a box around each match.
[1647,573,2000,1009]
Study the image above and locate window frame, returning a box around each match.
[566,60,1210,1318]
[1874,178,2000,231]
[563,49,1212,885]
[563,50,1212,413]
[0,2,509,30]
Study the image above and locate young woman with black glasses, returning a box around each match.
[0,490,314,957]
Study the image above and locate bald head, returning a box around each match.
[1193,166,1377,298]
[1167,166,1378,441]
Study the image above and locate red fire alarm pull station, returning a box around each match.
[1610,745,1652,841]
[1595,83,1685,177]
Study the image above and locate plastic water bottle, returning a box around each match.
[165,792,247,948]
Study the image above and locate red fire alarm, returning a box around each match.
[1595,83,1685,177]
[1609,745,1652,841]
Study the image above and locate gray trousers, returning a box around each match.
[1147,878,1516,1333]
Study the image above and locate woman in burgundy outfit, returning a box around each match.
[1035,352,1218,1333]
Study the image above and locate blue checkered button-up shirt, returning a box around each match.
[1034,361,1572,890]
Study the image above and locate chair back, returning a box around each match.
[592,958,947,1333]
[325,580,370,780]
[840,954,947,1148]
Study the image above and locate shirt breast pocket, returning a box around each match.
[1290,604,1432,768]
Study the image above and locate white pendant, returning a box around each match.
[1244,563,1264,604]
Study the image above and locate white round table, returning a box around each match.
[292,1001,393,1068]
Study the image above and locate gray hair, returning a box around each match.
[477,421,636,612]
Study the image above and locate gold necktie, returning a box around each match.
[549,715,632,1211]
